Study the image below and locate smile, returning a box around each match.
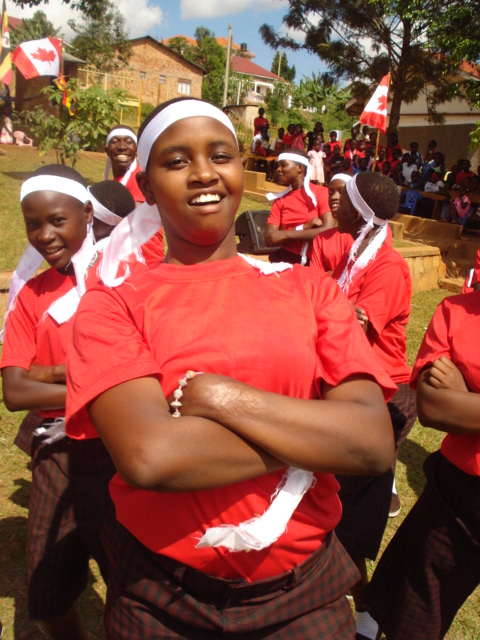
[190,193,222,205]
[114,154,132,161]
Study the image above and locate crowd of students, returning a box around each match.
[1,98,479,640]
[250,111,480,229]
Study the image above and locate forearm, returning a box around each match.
[89,378,284,492]
[182,376,394,475]
[283,228,324,241]
[2,367,66,412]
[417,377,480,435]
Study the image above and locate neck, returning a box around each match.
[163,231,238,266]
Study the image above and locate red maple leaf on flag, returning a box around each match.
[375,93,388,112]
[32,47,56,63]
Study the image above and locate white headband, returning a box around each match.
[330,173,352,184]
[106,128,138,146]
[266,152,317,206]
[337,174,388,293]
[87,188,125,226]
[20,175,89,204]
[137,100,237,170]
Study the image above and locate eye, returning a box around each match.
[212,152,232,164]
[26,221,39,230]
[53,217,66,225]
[165,156,188,169]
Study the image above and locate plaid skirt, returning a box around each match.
[364,451,480,640]
[102,513,360,639]
[335,384,417,560]
[27,432,116,619]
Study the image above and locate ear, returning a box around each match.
[136,171,157,206]
[83,200,94,224]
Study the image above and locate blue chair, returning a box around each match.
[399,190,422,216]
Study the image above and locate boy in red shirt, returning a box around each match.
[365,291,480,640]
[265,149,334,265]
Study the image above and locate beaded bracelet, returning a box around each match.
[170,370,197,417]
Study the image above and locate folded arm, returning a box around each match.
[417,357,480,435]
[2,365,66,412]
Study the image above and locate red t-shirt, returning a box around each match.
[310,228,353,273]
[332,243,412,383]
[0,266,99,419]
[410,291,480,476]
[114,164,145,203]
[66,256,395,580]
[386,144,403,161]
[253,116,269,135]
[281,133,293,148]
[462,247,480,294]
[267,184,331,257]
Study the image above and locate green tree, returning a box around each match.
[271,51,295,82]
[259,0,480,135]
[165,26,226,107]
[293,72,353,132]
[10,10,60,48]
[20,78,127,165]
[265,81,289,126]
[228,72,254,104]
[68,0,131,73]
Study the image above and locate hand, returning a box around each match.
[304,217,323,230]
[427,357,468,392]
[28,364,66,384]
[167,373,239,421]
[264,230,286,247]
[353,305,369,327]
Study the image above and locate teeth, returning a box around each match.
[191,194,221,204]
[116,154,129,161]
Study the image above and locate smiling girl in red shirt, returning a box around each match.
[66,97,396,640]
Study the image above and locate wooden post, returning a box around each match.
[137,80,144,127]
[222,24,232,107]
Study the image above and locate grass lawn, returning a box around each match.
[0,145,479,639]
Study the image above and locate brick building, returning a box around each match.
[110,37,204,107]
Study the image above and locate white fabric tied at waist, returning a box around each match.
[197,467,316,552]
[195,257,315,553]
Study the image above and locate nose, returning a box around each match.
[37,223,55,244]
[190,157,218,185]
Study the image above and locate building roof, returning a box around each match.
[231,56,285,82]
[8,15,23,31]
[163,35,255,59]
[129,36,205,74]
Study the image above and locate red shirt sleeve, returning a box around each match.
[314,185,330,217]
[66,284,162,434]
[267,200,281,226]
[410,299,450,389]
[311,271,397,400]
[354,256,410,338]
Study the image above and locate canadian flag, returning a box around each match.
[359,74,389,134]
[12,37,61,80]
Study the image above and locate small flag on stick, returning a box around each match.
[0,0,12,85]
[55,75,76,115]
[359,74,389,134]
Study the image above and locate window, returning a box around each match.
[178,79,191,95]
